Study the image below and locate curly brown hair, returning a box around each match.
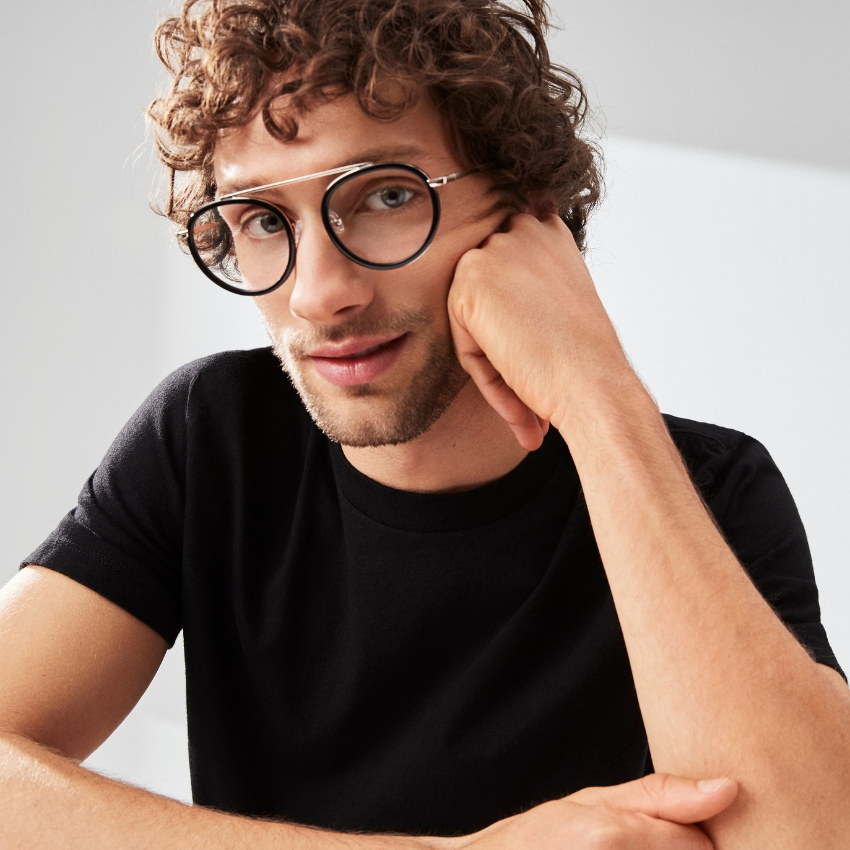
[148,0,602,251]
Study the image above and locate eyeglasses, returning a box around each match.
[183,161,476,296]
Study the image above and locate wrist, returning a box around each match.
[552,367,656,445]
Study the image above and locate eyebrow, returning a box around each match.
[215,145,429,197]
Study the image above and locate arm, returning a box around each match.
[1,567,735,849]
[448,213,850,849]
[0,566,430,850]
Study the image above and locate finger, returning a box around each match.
[448,269,551,451]
[471,362,546,452]
[450,309,547,451]
[569,773,738,824]
[506,403,548,452]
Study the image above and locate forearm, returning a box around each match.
[0,731,442,850]
[557,376,850,849]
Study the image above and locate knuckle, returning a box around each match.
[584,822,628,850]
[566,784,601,804]
[454,248,485,280]
[568,804,635,850]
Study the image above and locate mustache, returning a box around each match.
[272,306,433,357]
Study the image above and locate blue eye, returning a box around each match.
[364,185,416,211]
[243,210,287,237]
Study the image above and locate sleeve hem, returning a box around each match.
[22,522,182,648]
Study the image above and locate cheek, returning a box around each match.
[394,252,458,313]
[404,220,483,299]
[414,216,499,301]
[254,283,296,330]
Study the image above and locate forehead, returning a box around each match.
[214,92,456,193]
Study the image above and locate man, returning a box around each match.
[1,1,848,848]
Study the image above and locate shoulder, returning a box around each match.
[662,414,770,501]
[161,346,285,400]
[138,347,297,422]
[661,413,795,536]
[662,413,749,458]
[121,347,283,418]
[662,414,801,559]
[106,347,306,472]
[167,348,313,459]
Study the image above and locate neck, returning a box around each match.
[341,381,529,493]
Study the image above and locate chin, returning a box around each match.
[274,338,470,448]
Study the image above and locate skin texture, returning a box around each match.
[2,91,849,848]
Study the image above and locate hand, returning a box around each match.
[448,214,635,450]
[450,773,738,850]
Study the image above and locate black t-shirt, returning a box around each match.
[25,348,844,834]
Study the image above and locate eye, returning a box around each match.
[241,209,287,237]
[363,184,416,211]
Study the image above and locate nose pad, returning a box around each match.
[293,218,303,246]
[327,209,345,234]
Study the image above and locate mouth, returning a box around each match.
[346,339,397,358]
[308,333,409,387]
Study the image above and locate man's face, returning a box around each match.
[214,93,504,447]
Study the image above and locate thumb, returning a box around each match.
[568,773,738,824]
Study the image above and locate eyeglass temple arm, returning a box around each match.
[427,167,479,188]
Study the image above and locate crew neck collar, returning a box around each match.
[329,427,570,532]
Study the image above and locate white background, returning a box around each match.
[1,0,847,802]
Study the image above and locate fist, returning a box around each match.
[447,773,738,850]
[448,214,635,449]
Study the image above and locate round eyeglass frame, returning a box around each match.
[186,162,448,297]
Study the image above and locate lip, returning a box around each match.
[308,335,402,359]
[309,334,408,386]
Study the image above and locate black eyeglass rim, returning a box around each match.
[187,197,296,297]
[186,162,442,297]
[321,162,441,271]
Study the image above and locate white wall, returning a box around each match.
[589,137,850,669]
[547,0,850,171]
[1,0,848,805]
[0,1,171,582]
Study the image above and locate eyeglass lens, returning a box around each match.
[188,165,438,295]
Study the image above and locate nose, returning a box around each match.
[287,213,374,324]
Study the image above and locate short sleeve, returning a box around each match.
[21,363,195,647]
[666,415,845,681]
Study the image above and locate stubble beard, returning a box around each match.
[267,307,470,447]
